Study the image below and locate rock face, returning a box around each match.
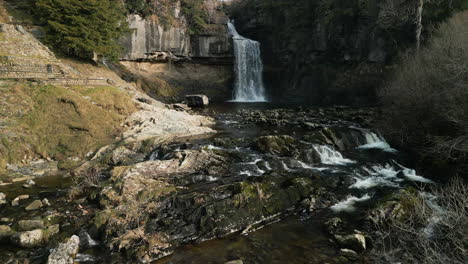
[118,0,234,103]
[47,235,80,264]
[120,14,191,60]
[120,2,232,61]
[227,0,446,104]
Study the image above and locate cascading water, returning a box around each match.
[227,21,267,102]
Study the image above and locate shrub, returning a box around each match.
[379,11,468,170]
[373,178,468,264]
[35,0,127,60]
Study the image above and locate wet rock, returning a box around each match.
[47,235,80,264]
[340,248,359,260]
[335,233,366,252]
[78,230,99,248]
[185,94,209,107]
[325,217,343,235]
[254,135,297,156]
[0,225,13,240]
[18,220,45,231]
[25,200,43,211]
[11,229,44,248]
[98,146,317,261]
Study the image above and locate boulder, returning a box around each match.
[185,95,209,107]
[0,225,12,240]
[11,229,44,247]
[47,235,80,264]
[254,135,296,156]
[18,220,45,231]
[335,233,366,252]
[25,200,43,211]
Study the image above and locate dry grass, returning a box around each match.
[0,82,137,177]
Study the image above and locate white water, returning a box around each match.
[357,131,398,153]
[331,194,372,213]
[228,21,267,102]
[312,145,356,165]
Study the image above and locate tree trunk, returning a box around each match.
[415,0,424,51]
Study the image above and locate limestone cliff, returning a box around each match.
[118,0,234,102]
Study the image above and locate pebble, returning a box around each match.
[25,200,43,211]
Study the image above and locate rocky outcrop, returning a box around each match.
[120,14,191,61]
[94,137,323,262]
[117,0,234,103]
[120,1,232,62]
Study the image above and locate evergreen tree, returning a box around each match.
[35,0,127,60]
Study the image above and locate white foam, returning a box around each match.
[281,161,295,172]
[350,176,399,189]
[312,145,356,165]
[401,168,433,183]
[357,132,398,153]
[331,194,371,213]
[206,145,223,150]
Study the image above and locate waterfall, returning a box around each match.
[312,145,356,165]
[227,21,267,102]
[357,131,397,153]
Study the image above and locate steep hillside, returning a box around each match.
[0,17,214,180]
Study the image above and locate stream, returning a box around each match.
[0,103,434,264]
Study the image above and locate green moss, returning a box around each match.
[57,159,82,171]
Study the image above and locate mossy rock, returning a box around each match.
[253,135,297,156]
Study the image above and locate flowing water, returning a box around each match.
[0,103,435,263]
[228,22,267,102]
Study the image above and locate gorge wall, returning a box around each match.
[227,0,461,105]
[119,0,234,103]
